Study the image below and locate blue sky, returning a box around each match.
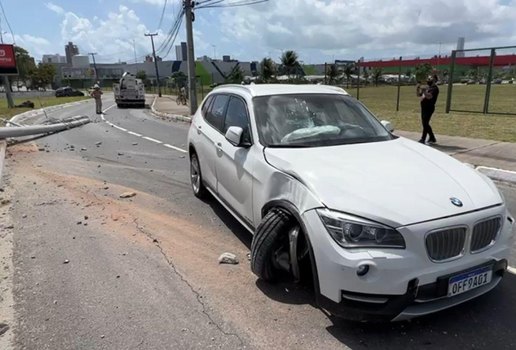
[3,0,516,64]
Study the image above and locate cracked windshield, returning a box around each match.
[0,0,515,349]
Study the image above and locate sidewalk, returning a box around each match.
[150,96,516,184]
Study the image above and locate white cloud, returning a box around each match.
[14,34,52,58]
[218,0,516,61]
[45,2,64,15]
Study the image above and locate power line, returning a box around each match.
[157,0,168,30]
[197,0,268,9]
[0,0,15,44]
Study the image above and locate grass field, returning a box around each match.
[347,84,516,142]
[0,95,89,122]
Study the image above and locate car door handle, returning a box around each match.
[216,142,222,148]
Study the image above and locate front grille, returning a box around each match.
[471,217,501,253]
[426,228,466,261]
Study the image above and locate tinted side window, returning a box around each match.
[201,95,214,117]
[206,95,229,132]
[224,97,251,143]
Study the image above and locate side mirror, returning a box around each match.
[225,126,244,147]
[381,120,394,132]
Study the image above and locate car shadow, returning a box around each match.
[430,144,468,153]
[324,272,516,349]
[199,195,253,249]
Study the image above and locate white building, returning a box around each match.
[42,54,66,64]
[71,55,90,68]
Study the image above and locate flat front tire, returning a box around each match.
[190,152,208,198]
[251,208,298,282]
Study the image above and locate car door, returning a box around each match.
[194,94,229,192]
[215,95,255,226]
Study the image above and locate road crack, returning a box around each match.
[132,218,245,348]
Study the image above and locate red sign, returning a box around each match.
[0,44,18,75]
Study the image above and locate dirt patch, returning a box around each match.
[5,144,340,349]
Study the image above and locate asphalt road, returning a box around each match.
[2,97,516,350]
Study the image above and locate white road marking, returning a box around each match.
[102,104,117,114]
[101,107,188,153]
[142,136,163,144]
[127,131,142,137]
[508,266,516,275]
[112,125,128,132]
[164,143,188,153]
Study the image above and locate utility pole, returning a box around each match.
[88,52,98,83]
[0,22,14,108]
[145,33,162,97]
[184,0,198,115]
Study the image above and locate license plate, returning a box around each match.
[448,266,492,297]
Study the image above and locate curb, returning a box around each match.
[476,166,516,185]
[9,99,91,125]
[0,140,5,186]
[150,96,192,123]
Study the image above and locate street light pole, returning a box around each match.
[88,52,98,83]
[145,33,162,97]
[184,0,198,115]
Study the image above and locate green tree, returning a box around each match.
[280,50,300,80]
[414,63,433,83]
[170,71,187,88]
[372,67,382,87]
[226,65,244,84]
[136,70,147,81]
[260,57,275,82]
[14,46,36,89]
[30,63,56,90]
[326,64,340,85]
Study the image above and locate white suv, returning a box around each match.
[187,84,514,321]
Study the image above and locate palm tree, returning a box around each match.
[343,63,355,88]
[326,64,340,85]
[260,57,275,82]
[280,50,300,80]
[372,67,382,86]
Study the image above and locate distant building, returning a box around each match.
[65,42,79,64]
[175,42,187,61]
[222,55,231,62]
[145,55,153,63]
[42,54,66,64]
[456,37,466,57]
[71,55,90,68]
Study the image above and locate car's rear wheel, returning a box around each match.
[190,152,208,198]
[251,208,310,283]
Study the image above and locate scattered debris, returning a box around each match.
[246,253,251,261]
[153,238,159,244]
[117,152,124,156]
[63,259,70,264]
[132,142,138,146]
[218,252,239,265]
[84,215,89,220]
[22,214,27,219]
[53,300,58,305]
[80,148,87,151]
[103,186,109,190]
[0,323,9,336]
[38,147,45,152]
[95,141,102,146]
[100,335,105,339]
[119,191,137,199]
[1,199,11,205]
[77,221,82,225]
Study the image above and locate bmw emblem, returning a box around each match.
[450,197,463,207]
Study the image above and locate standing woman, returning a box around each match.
[90,84,103,114]
[416,75,439,144]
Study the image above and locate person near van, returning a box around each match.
[90,84,103,114]
[416,75,439,144]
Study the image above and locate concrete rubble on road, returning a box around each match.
[119,192,137,199]
[218,252,239,265]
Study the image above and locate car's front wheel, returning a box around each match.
[190,151,208,198]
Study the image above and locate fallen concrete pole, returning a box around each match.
[0,116,90,139]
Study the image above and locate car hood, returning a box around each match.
[264,137,502,227]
